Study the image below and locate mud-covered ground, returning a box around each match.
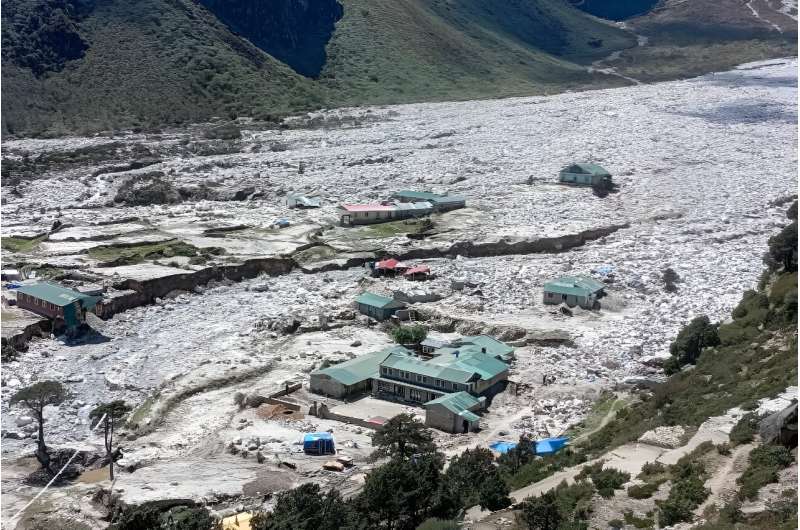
[1,58,796,526]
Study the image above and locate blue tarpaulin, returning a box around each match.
[488,441,517,454]
[303,432,335,455]
[489,437,569,456]
[535,437,569,455]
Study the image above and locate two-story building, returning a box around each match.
[372,347,509,404]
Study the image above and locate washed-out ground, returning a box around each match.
[1,58,796,527]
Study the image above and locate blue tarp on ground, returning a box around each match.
[489,437,569,456]
[488,441,518,454]
[303,432,335,455]
[535,437,569,455]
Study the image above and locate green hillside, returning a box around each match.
[319,0,635,106]
[1,0,636,136]
[1,0,325,135]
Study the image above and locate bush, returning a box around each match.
[729,413,759,445]
[716,443,731,456]
[416,519,460,530]
[666,316,720,372]
[662,267,680,293]
[623,511,655,529]
[203,123,241,140]
[737,445,794,500]
[627,482,661,499]
[639,461,666,479]
[517,480,596,530]
[392,325,428,345]
[576,463,629,498]
[518,491,561,530]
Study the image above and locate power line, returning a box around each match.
[9,413,108,524]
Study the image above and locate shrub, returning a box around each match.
[576,463,629,498]
[662,267,680,293]
[666,316,720,372]
[518,491,561,530]
[729,413,759,445]
[737,445,794,500]
[416,519,460,530]
[716,443,731,456]
[203,123,241,140]
[627,482,660,499]
[623,511,655,529]
[639,461,666,479]
[392,325,428,345]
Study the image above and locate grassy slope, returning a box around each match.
[1,0,636,135]
[2,0,324,135]
[605,0,798,82]
[581,271,798,455]
[320,0,636,106]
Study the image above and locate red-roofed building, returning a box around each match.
[404,265,431,281]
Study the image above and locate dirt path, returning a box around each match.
[570,395,626,445]
[696,443,754,515]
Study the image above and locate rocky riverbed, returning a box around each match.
[1,58,796,525]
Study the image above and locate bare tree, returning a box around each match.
[10,381,67,473]
[89,400,131,480]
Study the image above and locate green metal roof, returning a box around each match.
[382,352,475,383]
[393,190,442,201]
[543,276,606,297]
[562,163,611,177]
[393,191,465,205]
[459,410,480,423]
[355,292,405,309]
[313,346,412,386]
[425,391,480,416]
[16,282,100,308]
[453,335,515,360]
[385,347,508,384]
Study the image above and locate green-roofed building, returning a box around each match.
[451,335,516,362]
[355,292,406,321]
[15,282,102,335]
[424,391,484,433]
[373,347,509,404]
[559,163,612,187]
[391,190,466,212]
[310,345,413,398]
[543,275,606,309]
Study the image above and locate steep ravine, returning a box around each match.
[197,0,343,77]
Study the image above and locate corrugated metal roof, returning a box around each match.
[16,282,100,308]
[403,265,431,276]
[393,191,465,206]
[289,195,321,207]
[425,391,480,415]
[313,346,411,386]
[382,352,474,383]
[543,276,606,297]
[563,163,611,177]
[341,204,395,212]
[385,347,508,384]
[356,292,404,309]
[393,191,442,201]
[459,410,480,423]
[393,201,433,211]
[453,335,515,360]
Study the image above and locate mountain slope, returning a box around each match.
[1,0,324,134]
[317,0,635,106]
[1,0,636,135]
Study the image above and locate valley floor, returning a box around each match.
[0,58,797,527]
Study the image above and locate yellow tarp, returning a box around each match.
[222,512,253,530]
